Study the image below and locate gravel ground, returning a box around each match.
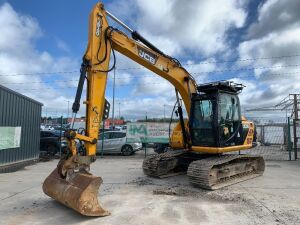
[0,149,300,225]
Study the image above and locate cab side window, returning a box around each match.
[218,94,240,124]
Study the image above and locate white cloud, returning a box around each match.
[132,75,174,97]
[106,0,138,27]
[237,0,300,109]
[114,96,176,119]
[116,72,132,86]
[0,3,42,53]
[239,26,300,76]
[138,0,246,56]
[6,0,299,120]
[185,59,217,83]
[247,0,300,39]
[108,0,246,57]
[0,3,79,116]
[102,0,247,119]
[56,38,70,53]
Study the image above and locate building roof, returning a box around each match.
[0,84,43,106]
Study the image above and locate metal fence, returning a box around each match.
[41,113,300,161]
[237,117,298,161]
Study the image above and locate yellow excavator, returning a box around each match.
[43,2,265,217]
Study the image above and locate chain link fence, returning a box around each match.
[236,117,298,161]
[42,114,299,161]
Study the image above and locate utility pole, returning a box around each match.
[118,102,121,119]
[292,94,298,159]
[144,111,148,158]
[67,100,70,121]
[45,109,47,124]
[112,66,116,129]
[163,104,166,122]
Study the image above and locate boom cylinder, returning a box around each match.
[72,59,89,114]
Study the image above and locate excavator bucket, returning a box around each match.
[42,168,110,217]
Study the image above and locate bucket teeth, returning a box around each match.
[43,168,110,217]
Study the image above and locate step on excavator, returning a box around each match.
[43,2,265,216]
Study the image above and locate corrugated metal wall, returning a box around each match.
[0,85,42,172]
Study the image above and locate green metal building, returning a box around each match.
[0,85,42,172]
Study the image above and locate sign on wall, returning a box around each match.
[126,122,175,143]
[0,127,22,150]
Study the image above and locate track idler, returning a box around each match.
[42,158,110,216]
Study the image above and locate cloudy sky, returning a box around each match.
[0,0,299,120]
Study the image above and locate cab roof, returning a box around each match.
[197,80,244,94]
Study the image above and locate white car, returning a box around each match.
[96,131,142,155]
[41,125,55,131]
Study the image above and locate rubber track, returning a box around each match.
[142,149,187,177]
[187,154,265,190]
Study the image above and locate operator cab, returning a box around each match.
[190,81,245,147]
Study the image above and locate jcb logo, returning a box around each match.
[95,17,102,37]
[137,46,157,65]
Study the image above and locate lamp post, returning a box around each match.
[112,67,116,129]
[118,102,121,119]
[67,100,70,120]
[163,104,166,122]
[45,108,47,124]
